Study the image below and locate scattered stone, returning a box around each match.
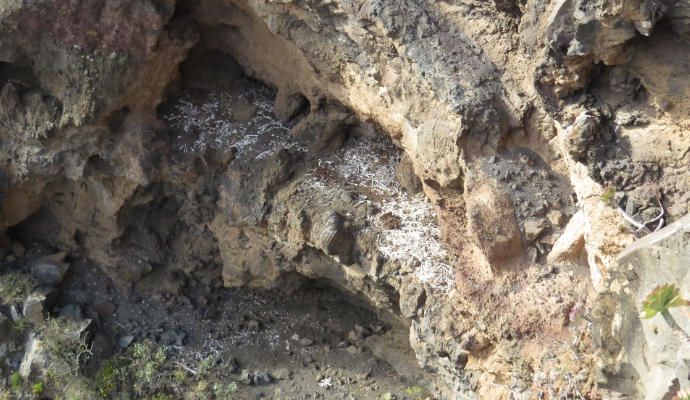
[547,210,565,226]
[381,392,396,400]
[253,371,272,385]
[32,261,69,286]
[22,287,58,325]
[345,345,359,354]
[547,211,586,264]
[347,330,363,343]
[118,335,135,348]
[524,218,548,241]
[299,337,314,346]
[240,370,253,385]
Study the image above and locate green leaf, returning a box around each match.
[641,284,690,319]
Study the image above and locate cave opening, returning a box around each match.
[0,13,427,399]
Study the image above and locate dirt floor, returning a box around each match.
[44,250,427,400]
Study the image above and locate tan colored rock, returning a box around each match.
[547,210,565,227]
[524,218,548,242]
[465,175,522,265]
[547,211,586,265]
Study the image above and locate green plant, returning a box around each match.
[642,284,690,345]
[600,186,615,206]
[95,359,126,398]
[196,355,217,377]
[213,382,237,399]
[0,273,34,304]
[405,385,427,400]
[9,372,22,392]
[39,318,93,380]
[131,341,168,395]
[31,381,44,395]
[13,319,27,333]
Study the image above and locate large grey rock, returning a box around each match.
[19,334,48,379]
[22,287,58,325]
[31,260,69,286]
[592,213,690,399]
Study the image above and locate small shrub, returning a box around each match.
[405,385,428,400]
[173,368,188,382]
[40,318,93,379]
[31,381,44,395]
[95,359,126,398]
[0,273,34,304]
[13,319,27,333]
[9,372,22,392]
[131,341,168,395]
[213,382,238,399]
[196,355,217,377]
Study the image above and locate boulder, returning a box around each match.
[523,218,548,242]
[19,334,48,378]
[592,214,690,399]
[22,287,58,325]
[274,89,308,122]
[312,211,354,265]
[31,252,69,286]
[547,211,586,264]
[465,176,522,264]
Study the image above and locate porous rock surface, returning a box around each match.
[1,0,690,398]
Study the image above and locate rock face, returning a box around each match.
[593,214,690,399]
[1,0,690,398]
